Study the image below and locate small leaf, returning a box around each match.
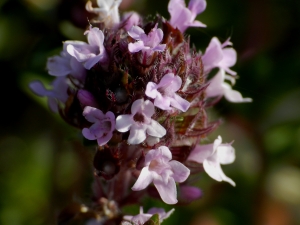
[144,214,160,225]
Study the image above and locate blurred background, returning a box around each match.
[1,0,300,224]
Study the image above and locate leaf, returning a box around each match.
[144,214,160,225]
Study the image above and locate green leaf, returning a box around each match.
[144,214,160,225]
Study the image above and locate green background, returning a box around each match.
[1,0,300,224]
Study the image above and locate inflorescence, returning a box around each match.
[29,0,252,224]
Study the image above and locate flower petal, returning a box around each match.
[203,158,223,182]
[152,44,166,52]
[47,55,71,76]
[187,143,214,163]
[128,25,145,40]
[147,208,175,222]
[128,41,145,53]
[146,120,166,138]
[86,27,104,50]
[145,82,159,99]
[128,126,147,144]
[169,160,190,182]
[97,131,113,146]
[154,95,172,110]
[69,57,86,80]
[205,70,226,98]
[223,83,252,103]
[170,94,190,112]
[83,106,105,123]
[153,177,178,204]
[29,81,52,97]
[142,100,155,118]
[82,127,96,140]
[130,99,144,115]
[202,37,223,72]
[157,146,172,161]
[219,48,237,75]
[116,115,133,132]
[188,0,207,18]
[217,144,235,165]
[84,54,104,70]
[132,167,153,191]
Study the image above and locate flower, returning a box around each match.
[47,43,86,81]
[206,69,252,103]
[66,26,107,70]
[29,77,69,112]
[123,207,175,224]
[115,99,166,145]
[121,11,141,31]
[187,135,236,186]
[82,106,116,146]
[202,37,237,75]
[132,146,190,204]
[168,0,206,33]
[128,24,166,53]
[145,73,190,112]
[86,0,122,27]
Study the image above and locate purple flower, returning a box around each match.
[187,136,236,186]
[121,11,141,31]
[29,77,69,112]
[82,106,116,146]
[47,43,86,81]
[86,0,122,28]
[168,0,206,33]
[132,146,190,204]
[123,207,175,224]
[202,37,237,75]
[206,70,252,103]
[145,73,190,112]
[128,24,166,53]
[115,99,166,145]
[67,26,107,70]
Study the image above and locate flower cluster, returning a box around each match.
[30,0,251,224]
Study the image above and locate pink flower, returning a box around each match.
[82,106,116,146]
[121,11,141,31]
[202,37,237,75]
[145,73,190,112]
[47,43,86,82]
[116,99,166,145]
[187,136,236,186]
[67,26,107,70]
[168,0,206,33]
[29,77,69,112]
[206,70,252,103]
[132,146,190,204]
[128,24,166,53]
[123,207,175,224]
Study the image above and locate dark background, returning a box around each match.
[1,0,300,224]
